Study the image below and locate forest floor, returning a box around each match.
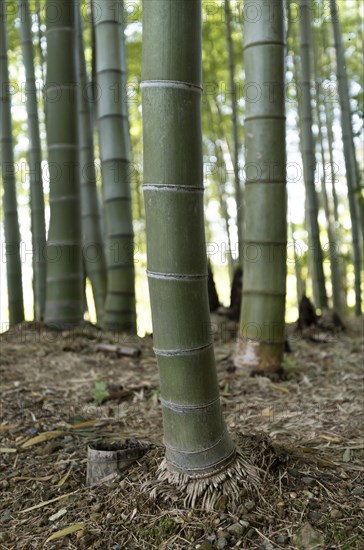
[0,315,363,550]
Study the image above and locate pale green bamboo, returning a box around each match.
[207,23,242,258]
[290,222,305,306]
[322,25,356,312]
[330,0,362,315]
[18,0,46,320]
[44,0,83,327]
[298,0,328,310]
[234,0,287,373]
[208,99,235,282]
[286,1,305,308]
[225,0,243,263]
[0,6,25,325]
[321,7,340,225]
[324,103,347,312]
[93,0,136,332]
[35,0,45,86]
[89,0,97,122]
[313,25,342,314]
[142,0,235,476]
[324,102,340,223]
[75,0,107,324]
[213,98,241,271]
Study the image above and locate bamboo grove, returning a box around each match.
[0,0,363,485]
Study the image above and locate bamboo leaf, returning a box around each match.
[319,435,340,443]
[260,409,274,417]
[48,508,68,522]
[45,522,84,543]
[342,449,351,462]
[271,384,290,393]
[13,475,53,482]
[22,430,64,448]
[56,466,72,487]
[69,420,102,430]
[19,492,75,514]
[0,424,17,431]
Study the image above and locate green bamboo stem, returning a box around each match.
[207,100,235,282]
[323,101,348,313]
[225,0,243,263]
[322,18,340,225]
[298,0,328,310]
[291,62,319,306]
[324,101,340,224]
[44,0,83,327]
[75,0,107,324]
[89,0,97,121]
[330,0,362,315]
[313,25,342,314]
[18,0,47,320]
[213,99,241,269]
[290,222,305,306]
[35,0,46,86]
[93,0,136,332]
[235,0,287,373]
[0,5,25,325]
[142,0,235,476]
[206,25,240,259]
[286,0,306,308]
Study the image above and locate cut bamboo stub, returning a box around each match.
[234,338,284,374]
[94,343,141,358]
[86,440,148,487]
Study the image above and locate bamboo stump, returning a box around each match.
[86,440,147,487]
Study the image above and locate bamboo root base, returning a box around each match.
[234,337,284,374]
[149,447,261,509]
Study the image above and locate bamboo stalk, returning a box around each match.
[234,0,287,373]
[142,0,235,476]
[207,100,235,282]
[298,0,328,310]
[35,0,46,86]
[224,0,243,263]
[44,0,83,327]
[93,0,136,332]
[330,0,362,315]
[18,0,47,320]
[290,222,305,307]
[75,0,107,324]
[313,22,342,314]
[0,5,25,325]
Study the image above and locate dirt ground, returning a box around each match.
[0,315,363,549]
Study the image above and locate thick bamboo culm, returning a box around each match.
[18,0,46,320]
[93,0,136,332]
[330,0,362,316]
[44,0,83,327]
[0,6,25,324]
[75,0,107,325]
[312,26,342,315]
[235,0,287,373]
[225,0,243,263]
[299,0,328,310]
[142,0,235,476]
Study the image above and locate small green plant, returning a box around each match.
[94,381,108,405]
[150,389,160,401]
[322,517,347,545]
[138,517,176,546]
[283,357,297,367]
